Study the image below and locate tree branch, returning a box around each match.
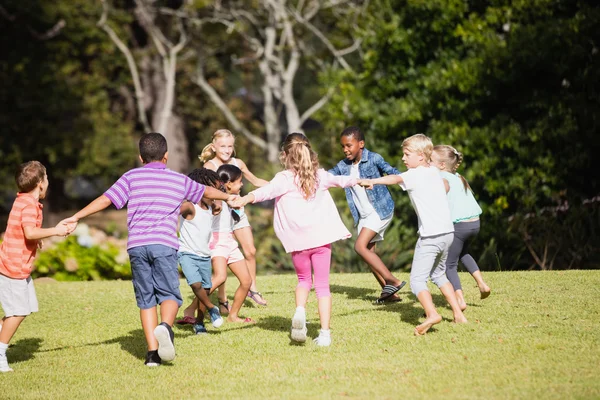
[299,87,335,126]
[193,62,267,150]
[98,0,152,132]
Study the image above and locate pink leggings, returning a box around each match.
[291,244,332,299]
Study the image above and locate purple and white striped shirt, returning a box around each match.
[104,162,205,250]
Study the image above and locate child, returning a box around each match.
[209,164,254,323]
[329,126,406,303]
[0,161,72,372]
[232,133,359,346]
[199,129,268,309]
[66,133,236,366]
[431,145,491,309]
[178,168,225,334]
[360,134,467,335]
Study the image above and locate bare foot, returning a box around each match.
[183,308,195,319]
[457,298,467,311]
[454,314,468,324]
[414,314,442,336]
[479,285,491,300]
[227,316,255,323]
[219,300,231,315]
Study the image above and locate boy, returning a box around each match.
[360,134,467,335]
[0,161,72,372]
[66,133,236,366]
[329,126,406,303]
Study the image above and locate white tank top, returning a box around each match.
[178,204,213,257]
[211,202,235,233]
[208,158,239,169]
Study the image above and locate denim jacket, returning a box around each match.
[329,148,400,226]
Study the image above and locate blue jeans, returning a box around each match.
[128,244,182,309]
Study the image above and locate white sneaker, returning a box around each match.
[290,309,307,343]
[154,323,176,362]
[313,332,331,347]
[0,353,13,373]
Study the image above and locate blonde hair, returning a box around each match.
[402,133,433,162]
[433,144,470,192]
[279,133,320,200]
[198,129,236,163]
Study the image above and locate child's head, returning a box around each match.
[432,145,470,191]
[401,133,433,169]
[139,132,168,163]
[431,145,463,173]
[16,161,48,198]
[280,132,319,200]
[339,126,365,163]
[199,129,235,163]
[216,164,243,195]
[188,168,221,188]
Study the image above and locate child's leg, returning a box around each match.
[410,237,443,335]
[181,298,199,319]
[140,307,159,350]
[429,234,467,324]
[311,245,333,331]
[291,249,313,308]
[226,260,252,322]
[210,257,229,311]
[234,227,267,305]
[354,228,403,288]
[0,316,26,345]
[446,229,466,310]
[190,283,213,321]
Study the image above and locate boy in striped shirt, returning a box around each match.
[0,161,73,372]
[67,132,235,367]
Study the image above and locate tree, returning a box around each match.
[157,0,365,162]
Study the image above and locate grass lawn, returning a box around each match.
[0,271,599,399]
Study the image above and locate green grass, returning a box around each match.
[1,271,599,399]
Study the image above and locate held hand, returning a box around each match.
[228,195,246,209]
[58,217,78,235]
[358,179,374,190]
[55,221,70,237]
[211,200,223,216]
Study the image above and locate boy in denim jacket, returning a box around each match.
[329,127,406,303]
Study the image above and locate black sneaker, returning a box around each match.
[144,350,161,367]
[154,322,175,362]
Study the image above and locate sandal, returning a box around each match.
[219,300,231,315]
[375,281,406,303]
[175,315,196,325]
[247,290,268,306]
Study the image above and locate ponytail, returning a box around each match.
[198,143,216,163]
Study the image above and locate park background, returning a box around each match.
[1,0,599,280]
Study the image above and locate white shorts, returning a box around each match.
[210,233,245,264]
[0,275,39,317]
[232,208,251,231]
[357,213,393,243]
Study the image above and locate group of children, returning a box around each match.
[0,127,491,371]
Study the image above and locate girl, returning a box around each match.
[431,145,491,310]
[231,133,359,346]
[177,168,224,334]
[200,129,268,308]
[210,164,254,323]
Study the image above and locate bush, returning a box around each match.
[33,236,131,281]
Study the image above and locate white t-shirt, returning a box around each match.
[211,202,235,233]
[399,166,454,237]
[178,204,213,257]
[349,163,377,218]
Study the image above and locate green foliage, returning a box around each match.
[33,236,131,281]
[317,0,600,270]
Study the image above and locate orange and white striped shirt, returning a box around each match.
[0,193,43,279]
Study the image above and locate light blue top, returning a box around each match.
[440,171,482,223]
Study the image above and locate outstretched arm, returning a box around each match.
[23,221,71,241]
[238,159,269,187]
[359,175,403,189]
[68,195,113,224]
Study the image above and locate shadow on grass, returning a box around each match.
[330,284,375,301]
[9,337,43,364]
[255,315,289,333]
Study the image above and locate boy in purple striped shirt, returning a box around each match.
[67,133,235,367]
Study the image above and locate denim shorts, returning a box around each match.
[178,251,212,289]
[128,244,182,309]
